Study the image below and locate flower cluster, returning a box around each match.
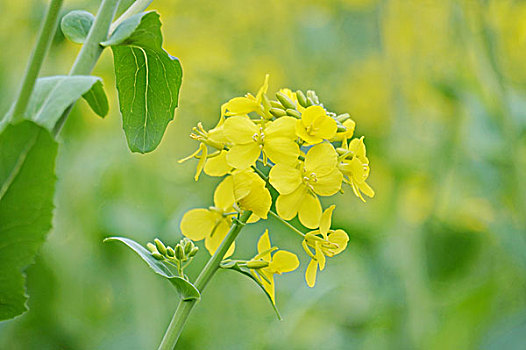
[180,75,374,304]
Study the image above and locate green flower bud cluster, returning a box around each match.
[147,238,199,277]
[269,89,352,134]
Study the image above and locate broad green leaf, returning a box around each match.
[61,10,94,44]
[104,237,200,301]
[106,11,183,153]
[11,75,109,131]
[0,121,58,320]
[220,260,282,319]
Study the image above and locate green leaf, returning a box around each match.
[81,80,109,117]
[106,11,183,153]
[220,261,282,319]
[9,75,109,130]
[0,121,58,321]
[61,10,94,44]
[104,237,200,301]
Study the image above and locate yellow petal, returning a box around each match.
[194,144,208,181]
[204,150,232,177]
[298,192,322,229]
[265,116,297,139]
[312,168,343,196]
[270,250,299,274]
[358,181,375,198]
[320,205,336,237]
[305,142,338,176]
[224,97,260,116]
[269,163,302,195]
[264,137,300,166]
[257,230,272,261]
[276,185,307,220]
[223,115,258,144]
[239,182,271,219]
[301,105,325,126]
[327,229,349,256]
[349,137,367,161]
[226,143,260,169]
[312,114,337,140]
[233,170,271,218]
[205,219,234,257]
[260,270,275,304]
[315,242,326,271]
[305,259,318,288]
[247,213,260,223]
[208,124,229,145]
[213,175,235,211]
[255,74,270,103]
[180,209,216,241]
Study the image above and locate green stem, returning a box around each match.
[268,210,305,238]
[109,0,152,34]
[53,0,120,135]
[157,211,252,350]
[10,0,64,122]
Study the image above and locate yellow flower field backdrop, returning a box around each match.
[1,0,525,349]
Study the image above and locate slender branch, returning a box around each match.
[268,210,305,237]
[109,0,153,34]
[53,0,121,136]
[9,0,64,122]
[157,211,252,350]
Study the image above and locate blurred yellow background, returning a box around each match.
[1,0,526,349]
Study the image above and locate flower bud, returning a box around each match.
[276,92,296,110]
[270,100,282,108]
[306,90,319,104]
[166,247,175,257]
[154,238,167,255]
[175,244,185,260]
[336,113,350,122]
[184,240,194,255]
[246,260,270,269]
[296,90,308,107]
[336,124,347,133]
[146,243,157,254]
[286,109,301,118]
[152,252,164,260]
[269,107,287,117]
[189,246,199,257]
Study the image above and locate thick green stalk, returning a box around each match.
[10,0,64,121]
[69,0,120,75]
[157,211,252,350]
[53,0,120,135]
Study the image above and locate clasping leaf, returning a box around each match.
[104,237,200,301]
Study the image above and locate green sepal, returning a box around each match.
[104,11,183,153]
[61,10,94,44]
[220,260,282,320]
[104,237,200,301]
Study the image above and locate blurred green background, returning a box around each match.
[1,0,526,349]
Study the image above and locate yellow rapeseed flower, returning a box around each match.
[180,176,237,257]
[338,137,375,201]
[232,169,272,219]
[223,75,269,117]
[295,105,337,144]
[249,230,299,304]
[222,115,299,169]
[269,142,343,228]
[303,205,349,287]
